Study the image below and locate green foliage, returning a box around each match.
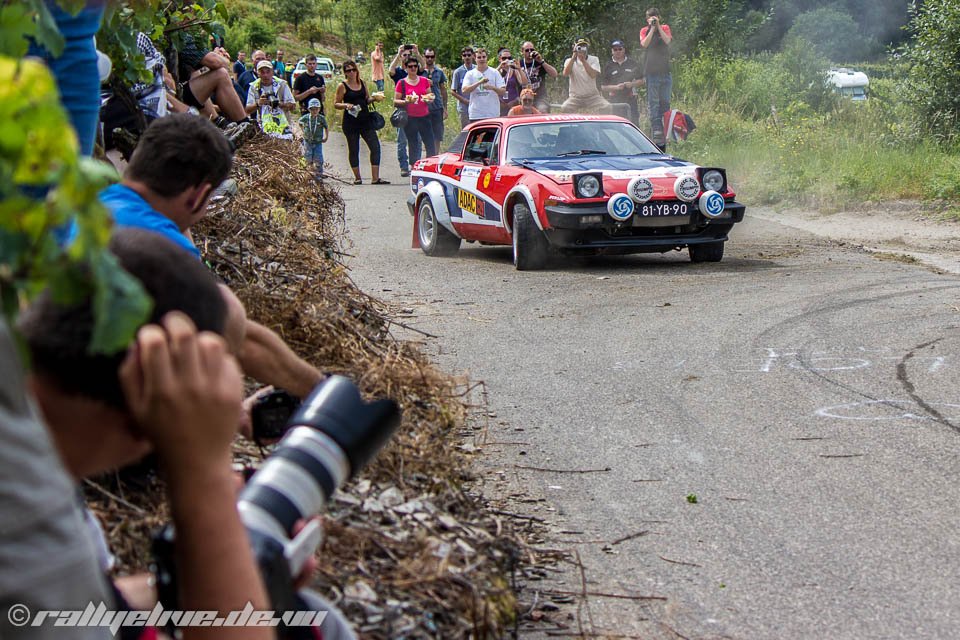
[0,56,150,353]
[231,15,277,52]
[900,0,960,142]
[271,0,316,31]
[785,7,873,62]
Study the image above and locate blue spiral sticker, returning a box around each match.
[607,193,635,222]
[698,190,726,218]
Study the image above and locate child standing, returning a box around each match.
[299,97,328,178]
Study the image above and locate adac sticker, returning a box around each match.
[416,178,425,193]
[483,173,491,189]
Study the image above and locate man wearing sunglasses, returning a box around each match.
[601,39,643,125]
[518,41,558,113]
[451,47,476,129]
[422,47,448,146]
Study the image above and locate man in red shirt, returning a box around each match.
[639,7,673,148]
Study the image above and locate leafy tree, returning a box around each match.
[785,6,873,61]
[900,0,960,141]
[299,18,324,50]
[271,0,317,32]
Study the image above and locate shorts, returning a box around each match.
[180,81,204,109]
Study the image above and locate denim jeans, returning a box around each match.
[646,73,672,140]
[428,110,444,150]
[374,79,385,92]
[27,1,105,157]
[404,116,436,165]
[303,141,324,175]
[396,126,409,171]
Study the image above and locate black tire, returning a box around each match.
[418,197,461,256]
[689,241,725,263]
[512,202,550,270]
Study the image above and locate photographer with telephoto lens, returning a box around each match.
[153,375,401,640]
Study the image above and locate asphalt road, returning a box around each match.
[326,135,960,639]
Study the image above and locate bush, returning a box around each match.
[228,16,276,53]
[785,7,874,62]
[900,0,960,142]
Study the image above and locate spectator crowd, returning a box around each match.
[2,7,675,637]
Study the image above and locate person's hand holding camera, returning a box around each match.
[258,93,269,106]
[120,312,244,473]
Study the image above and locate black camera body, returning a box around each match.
[152,376,401,633]
[251,389,300,443]
[270,98,280,109]
[403,43,414,50]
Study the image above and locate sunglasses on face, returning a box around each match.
[462,53,473,57]
[406,64,419,69]
[523,48,534,52]
[425,55,435,58]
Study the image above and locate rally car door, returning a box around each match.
[451,126,506,243]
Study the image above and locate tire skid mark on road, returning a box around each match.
[897,337,960,435]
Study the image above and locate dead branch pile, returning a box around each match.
[85,134,562,638]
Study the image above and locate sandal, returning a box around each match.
[354,178,362,185]
[372,178,391,185]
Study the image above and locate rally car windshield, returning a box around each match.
[506,121,660,162]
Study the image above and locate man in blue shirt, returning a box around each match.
[99,114,324,399]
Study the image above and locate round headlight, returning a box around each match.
[627,177,654,203]
[674,176,700,202]
[578,175,601,198]
[702,170,724,192]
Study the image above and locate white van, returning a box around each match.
[827,68,869,101]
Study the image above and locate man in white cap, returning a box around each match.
[299,97,329,179]
[561,37,610,114]
[245,59,296,138]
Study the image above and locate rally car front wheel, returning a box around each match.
[418,198,461,257]
[689,241,725,263]
[512,202,549,271]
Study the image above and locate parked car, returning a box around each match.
[407,114,745,270]
[291,56,337,87]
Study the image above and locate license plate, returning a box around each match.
[458,188,485,219]
[635,202,689,217]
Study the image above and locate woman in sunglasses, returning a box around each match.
[393,56,437,165]
[335,60,388,184]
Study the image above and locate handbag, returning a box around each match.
[370,110,386,130]
[390,78,409,127]
[390,108,408,128]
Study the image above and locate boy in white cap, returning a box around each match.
[299,97,329,178]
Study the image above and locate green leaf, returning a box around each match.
[0,4,36,57]
[33,0,66,57]
[89,250,152,355]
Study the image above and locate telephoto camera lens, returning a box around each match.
[239,375,400,541]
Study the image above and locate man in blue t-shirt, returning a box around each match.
[99,114,324,400]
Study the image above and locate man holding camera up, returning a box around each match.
[561,37,610,114]
[639,6,673,145]
[518,41,558,113]
[245,59,296,139]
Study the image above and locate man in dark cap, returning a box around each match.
[601,39,644,125]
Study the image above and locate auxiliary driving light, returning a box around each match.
[627,176,654,203]
[700,169,725,193]
[606,193,635,222]
[573,173,604,199]
[674,176,701,202]
[698,190,726,218]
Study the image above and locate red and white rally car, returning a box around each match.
[407,114,745,270]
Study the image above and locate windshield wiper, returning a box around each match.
[557,149,607,157]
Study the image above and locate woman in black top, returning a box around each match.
[334,60,388,184]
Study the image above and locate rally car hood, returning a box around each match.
[515,154,695,183]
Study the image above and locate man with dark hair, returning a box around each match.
[17,228,273,640]
[422,47,448,146]
[293,53,327,115]
[639,6,673,145]
[450,46,475,129]
[172,31,248,122]
[101,114,232,258]
[99,114,325,402]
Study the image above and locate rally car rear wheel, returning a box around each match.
[418,198,461,257]
[512,202,549,271]
[689,241,725,263]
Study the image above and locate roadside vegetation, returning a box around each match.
[227,0,960,216]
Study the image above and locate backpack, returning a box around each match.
[663,109,696,142]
